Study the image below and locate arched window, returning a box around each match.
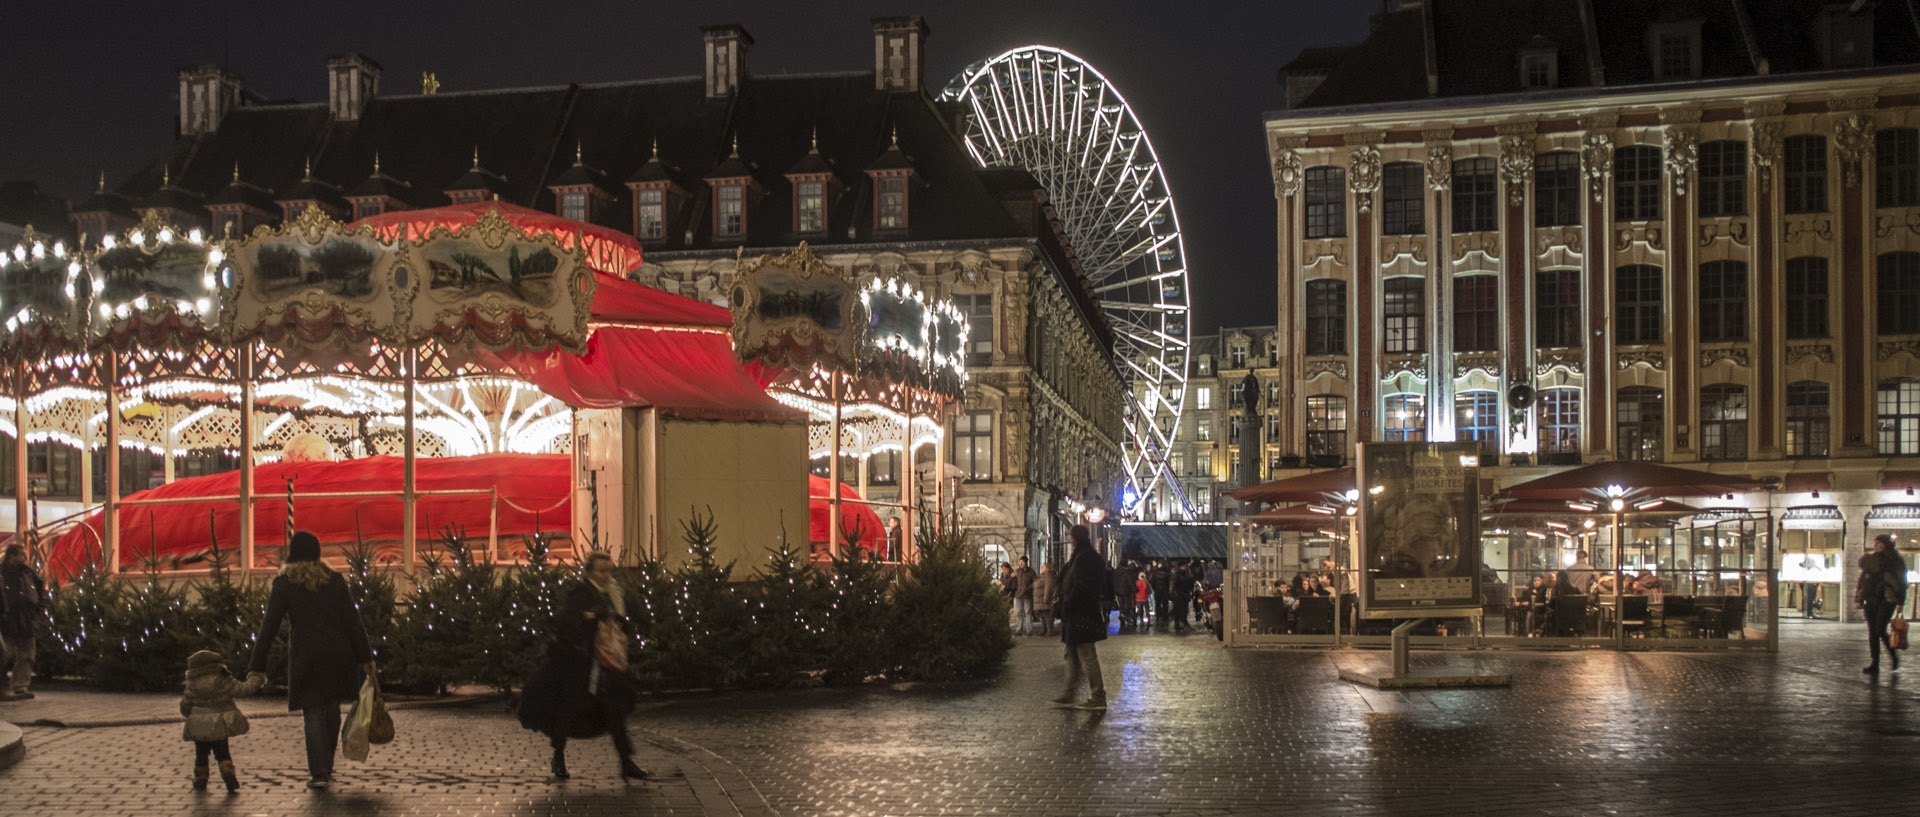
[1304,166,1346,239]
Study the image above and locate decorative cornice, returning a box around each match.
[1343,130,1387,146]
[1454,352,1501,379]
[1664,127,1698,198]
[1421,128,1455,144]
[1614,223,1665,251]
[1534,225,1584,256]
[1878,340,1920,362]
[1578,112,1619,130]
[1701,346,1750,368]
[1273,135,1311,151]
[1744,101,1787,120]
[1697,220,1750,247]
[1452,231,1502,262]
[1830,94,1878,113]
[1834,113,1875,189]
[1875,210,1920,240]
[1494,121,1538,137]
[1582,133,1614,202]
[1349,145,1382,211]
[1786,344,1833,365]
[1380,235,1430,263]
[1615,349,1666,371]
[1426,145,1453,191]
[1659,107,1703,125]
[1534,349,1583,377]
[1783,217,1833,243]
[1383,354,1428,380]
[1304,358,1349,380]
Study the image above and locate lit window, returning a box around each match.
[1786,381,1830,459]
[952,410,993,481]
[637,188,665,239]
[1231,345,1248,368]
[1196,387,1211,410]
[878,176,906,229]
[869,450,899,485]
[1455,390,1498,455]
[1384,394,1425,442]
[797,180,824,232]
[1700,384,1748,461]
[954,293,994,366]
[1538,387,1580,458]
[1306,395,1346,466]
[560,191,588,222]
[1617,387,1664,462]
[1880,378,1920,455]
[1196,418,1211,441]
[716,185,744,236]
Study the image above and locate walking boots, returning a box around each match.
[219,761,239,792]
[191,764,209,791]
[550,747,570,780]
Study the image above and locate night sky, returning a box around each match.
[0,1,1372,334]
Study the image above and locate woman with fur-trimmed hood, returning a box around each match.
[246,530,375,791]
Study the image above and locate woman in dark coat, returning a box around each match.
[517,552,646,781]
[246,531,374,790]
[1860,534,1910,674]
[1051,525,1109,710]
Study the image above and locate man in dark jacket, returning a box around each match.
[1013,557,1038,636]
[0,543,48,700]
[1148,562,1173,629]
[1052,526,1109,710]
[1169,563,1194,633]
[247,531,375,790]
[1111,561,1140,632]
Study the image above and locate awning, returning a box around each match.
[1119,523,1228,560]
[1246,505,1347,532]
[1867,504,1920,529]
[1781,505,1846,531]
[1497,460,1773,501]
[1226,467,1355,504]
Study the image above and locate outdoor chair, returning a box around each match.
[1700,595,1748,639]
[1295,596,1335,635]
[1685,595,1728,638]
[1658,595,1696,637]
[1246,596,1290,634]
[1550,594,1589,637]
[1619,594,1651,638]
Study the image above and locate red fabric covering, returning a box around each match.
[44,453,571,582]
[351,201,645,276]
[588,271,731,327]
[808,474,884,549]
[476,327,798,421]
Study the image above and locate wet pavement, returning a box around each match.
[3,619,1919,815]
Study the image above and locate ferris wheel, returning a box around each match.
[940,46,1193,520]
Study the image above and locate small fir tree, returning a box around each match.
[93,537,193,690]
[340,511,396,665]
[886,514,1013,682]
[491,532,568,689]
[37,534,119,681]
[819,521,895,685]
[650,506,752,689]
[181,516,276,682]
[743,513,830,687]
[385,523,500,693]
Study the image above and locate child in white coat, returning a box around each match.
[181,649,266,792]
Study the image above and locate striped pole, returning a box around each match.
[284,474,295,548]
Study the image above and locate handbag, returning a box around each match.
[595,618,629,671]
[1893,616,1910,651]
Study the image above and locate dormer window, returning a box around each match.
[636,187,665,239]
[714,183,746,237]
[560,192,587,222]
[1649,19,1702,81]
[1517,35,1558,90]
[796,180,825,232]
[876,175,907,230]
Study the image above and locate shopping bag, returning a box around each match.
[1893,616,1910,651]
[340,675,377,761]
[367,672,394,745]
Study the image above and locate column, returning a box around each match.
[1272,138,1305,457]
[1582,126,1616,459]
[1750,112,1785,459]
[1349,141,1381,444]
[1833,109,1876,454]
[238,347,255,578]
[1425,135,1455,440]
[1499,124,1537,459]
[1663,121,1700,458]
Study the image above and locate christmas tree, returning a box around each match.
[819,520,895,685]
[385,523,500,694]
[885,513,1013,682]
[742,512,830,687]
[489,531,568,690]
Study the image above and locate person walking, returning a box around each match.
[518,552,648,781]
[0,543,48,700]
[181,649,267,792]
[1110,560,1139,632]
[1169,562,1194,634]
[246,531,376,790]
[1052,526,1109,710]
[1859,534,1910,674]
[1148,561,1172,629]
[1033,562,1059,637]
[1013,557,1038,636]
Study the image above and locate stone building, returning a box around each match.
[1164,326,1281,521]
[57,18,1124,564]
[1266,0,1920,615]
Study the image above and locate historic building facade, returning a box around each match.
[55,17,1124,562]
[1266,1,1920,612]
[1162,326,1281,521]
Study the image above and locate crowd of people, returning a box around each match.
[997,555,1226,637]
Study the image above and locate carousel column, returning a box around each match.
[162,405,176,484]
[238,347,255,578]
[13,365,26,543]
[900,424,918,563]
[934,413,949,528]
[827,374,843,557]
[104,350,122,574]
[402,348,418,569]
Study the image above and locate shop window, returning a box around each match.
[1697,140,1747,218]
[1879,378,1920,456]
[1784,135,1827,215]
[1785,381,1830,459]
[1534,268,1580,348]
[1453,274,1498,352]
[952,410,993,481]
[1700,384,1748,461]
[1384,394,1425,442]
[1617,387,1664,462]
[1785,257,1829,339]
[1538,387,1580,461]
[1381,161,1424,235]
[1304,279,1346,355]
[1614,145,1662,221]
[1306,395,1346,466]
[1304,166,1346,239]
[1534,151,1580,227]
[1877,252,1920,335]
[1383,277,1425,354]
[1452,157,1497,233]
[1455,390,1498,455]
[1615,264,1662,345]
[1699,260,1748,343]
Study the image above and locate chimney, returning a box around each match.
[327,53,382,121]
[177,64,243,137]
[703,25,753,99]
[873,17,930,93]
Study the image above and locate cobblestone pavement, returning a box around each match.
[5,620,1920,816]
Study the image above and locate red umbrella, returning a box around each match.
[1226,467,1355,504]
[808,474,885,550]
[1497,461,1773,501]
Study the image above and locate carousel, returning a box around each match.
[4,202,839,581]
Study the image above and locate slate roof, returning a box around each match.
[1291,0,1920,111]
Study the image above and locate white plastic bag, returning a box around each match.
[340,675,377,762]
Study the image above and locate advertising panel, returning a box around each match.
[1356,441,1482,618]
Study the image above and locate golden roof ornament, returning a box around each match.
[421,71,440,95]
